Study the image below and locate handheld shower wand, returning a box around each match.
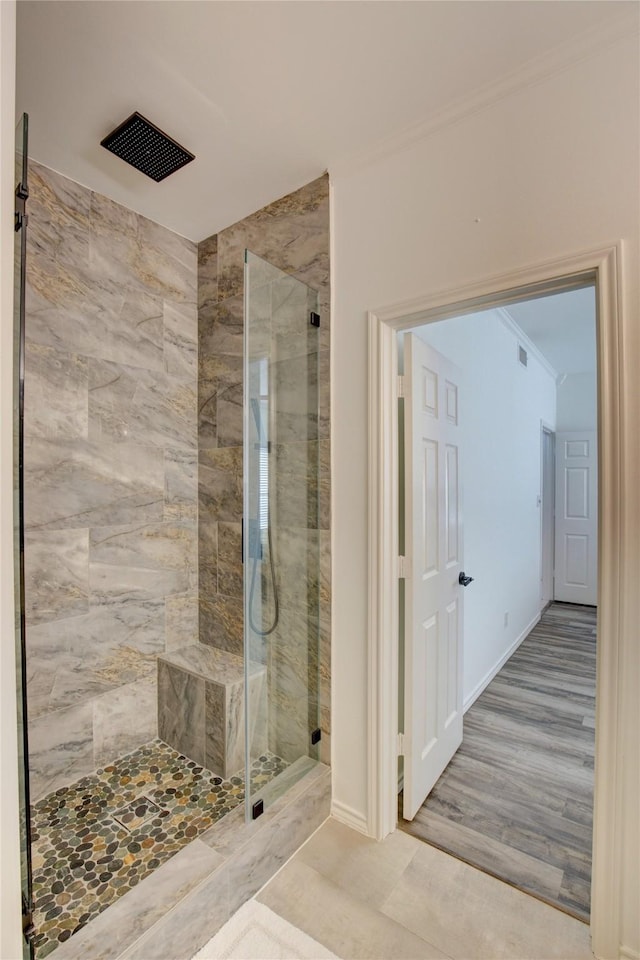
[248,399,279,637]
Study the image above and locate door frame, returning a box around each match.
[540,421,556,608]
[367,243,622,958]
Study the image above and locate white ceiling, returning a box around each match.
[507,287,596,375]
[16,1,631,241]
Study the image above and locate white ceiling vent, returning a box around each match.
[518,344,528,368]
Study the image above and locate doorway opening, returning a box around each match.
[396,287,597,921]
[365,244,623,958]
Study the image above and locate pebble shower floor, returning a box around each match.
[31,739,287,957]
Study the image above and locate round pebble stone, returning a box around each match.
[58,929,72,942]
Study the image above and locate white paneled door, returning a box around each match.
[402,334,464,821]
[554,431,598,605]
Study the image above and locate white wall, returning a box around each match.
[330,30,639,956]
[0,4,24,959]
[414,311,556,706]
[557,372,597,432]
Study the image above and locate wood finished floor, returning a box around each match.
[400,602,596,922]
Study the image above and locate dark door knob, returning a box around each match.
[459,572,474,587]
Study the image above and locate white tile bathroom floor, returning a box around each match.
[251,818,594,959]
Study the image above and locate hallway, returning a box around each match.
[400,603,597,921]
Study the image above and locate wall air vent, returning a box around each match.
[518,344,528,368]
[100,112,195,182]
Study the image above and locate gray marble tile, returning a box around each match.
[247,667,268,759]
[198,445,243,523]
[24,341,88,440]
[90,199,196,309]
[58,599,165,665]
[90,561,191,604]
[271,351,319,445]
[53,840,223,960]
[198,352,244,449]
[217,175,329,302]
[198,233,218,313]
[163,301,197,380]
[158,659,205,765]
[89,520,197,582]
[199,559,217,611]
[200,760,327,856]
[200,295,243,358]
[45,657,116,714]
[28,161,90,269]
[159,643,245,685]
[165,593,199,650]
[136,215,197,303]
[24,436,164,530]
[223,680,245,777]
[120,863,229,960]
[197,379,217,450]
[164,446,197,520]
[93,675,157,768]
[318,348,330,441]
[89,188,138,242]
[199,517,217,564]
[217,521,242,598]
[205,681,226,776]
[274,527,320,602]
[88,358,196,450]
[26,634,118,719]
[26,254,165,372]
[28,700,94,801]
[200,593,243,656]
[24,528,89,624]
[227,766,331,913]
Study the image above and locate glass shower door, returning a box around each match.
[14,113,35,957]
[244,251,321,821]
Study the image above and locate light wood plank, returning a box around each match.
[400,602,596,921]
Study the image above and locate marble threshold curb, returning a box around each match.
[53,760,331,960]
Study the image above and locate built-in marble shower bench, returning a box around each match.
[157,645,266,779]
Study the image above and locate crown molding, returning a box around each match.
[497,307,558,382]
[330,10,638,179]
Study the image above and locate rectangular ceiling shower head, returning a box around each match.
[100,111,195,182]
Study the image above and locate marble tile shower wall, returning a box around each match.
[197,174,331,765]
[24,162,199,801]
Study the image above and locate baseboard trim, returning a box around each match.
[463,612,541,713]
[619,945,640,960]
[330,799,370,836]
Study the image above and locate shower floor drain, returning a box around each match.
[112,796,162,831]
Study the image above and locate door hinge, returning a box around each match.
[398,555,407,579]
[397,732,405,756]
[397,375,405,398]
[22,893,36,946]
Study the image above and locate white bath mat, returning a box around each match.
[193,899,339,960]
